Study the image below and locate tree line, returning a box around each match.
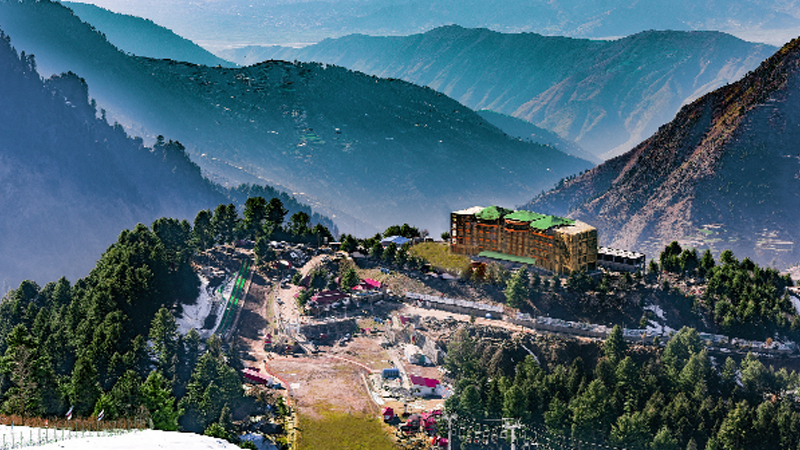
[654,242,796,339]
[0,197,319,443]
[444,325,800,450]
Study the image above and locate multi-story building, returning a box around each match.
[450,206,598,274]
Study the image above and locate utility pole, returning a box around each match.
[502,419,523,450]
[441,411,457,450]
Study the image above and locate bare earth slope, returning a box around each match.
[525,37,800,268]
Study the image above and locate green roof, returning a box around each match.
[470,206,576,231]
[478,251,537,265]
[529,215,575,231]
[505,210,546,222]
[476,206,511,221]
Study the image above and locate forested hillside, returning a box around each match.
[444,325,800,450]
[0,220,246,434]
[241,26,775,159]
[0,29,331,288]
[62,1,235,67]
[0,0,591,236]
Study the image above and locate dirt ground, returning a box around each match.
[234,256,399,424]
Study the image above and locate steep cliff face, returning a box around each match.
[525,37,800,267]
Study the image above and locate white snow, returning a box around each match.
[240,433,278,450]
[0,426,240,450]
[176,274,236,339]
[644,304,666,320]
[645,322,675,336]
[789,294,800,316]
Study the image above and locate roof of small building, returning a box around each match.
[410,375,440,388]
[354,278,381,290]
[380,235,410,246]
[598,246,646,259]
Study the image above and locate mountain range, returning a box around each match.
[62,1,235,67]
[60,0,800,49]
[233,26,776,159]
[525,36,800,268]
[0,0,591,236]
[0,28,333,289]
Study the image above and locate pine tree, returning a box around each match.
[142,371,181,431]
[504,266,530,309]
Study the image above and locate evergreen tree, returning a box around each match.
[288,211,310,238]
[69,352,101,416]
[1,324,47,418]
[604,325,627,364]
[142,370,181,431]
[242,196,268,239]
[265,198,288,228]
[570,379,613,442]
[93,369,142,420]
[651,426,679,450]
[211,204,239,245]
[504,266,530,309]
[192,209,215,250]
[340,268,360,292]
[150,308,179,379]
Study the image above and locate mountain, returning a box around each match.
[231,26,776,159]
[0,28,221,289]
[62,1,235,67]
[475,110,599,164]
[524,36,800,268]
[0,28,332,290]
[62,0,800,49]
[0,0,592,237]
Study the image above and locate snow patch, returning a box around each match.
[0,426,240,450]
[176,274,236,339]
[644,304,666,320]
[240,433,279,450]
[789,294,800,316]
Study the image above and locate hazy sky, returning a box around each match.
[62,0,799,49]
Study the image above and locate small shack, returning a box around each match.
[382,367,401,380]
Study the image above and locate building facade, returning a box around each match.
[450,206,598,274]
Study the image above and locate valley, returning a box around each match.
[2,1,800,448]
[229,26,775,159]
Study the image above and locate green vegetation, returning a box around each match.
[504,266,530,308]
[445,326,800,450]
[296,411,396,450]
[409,242,471,275]
[658,242,796,338]
[0,197,304,441]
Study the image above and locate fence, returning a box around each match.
[0,416,146,450]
